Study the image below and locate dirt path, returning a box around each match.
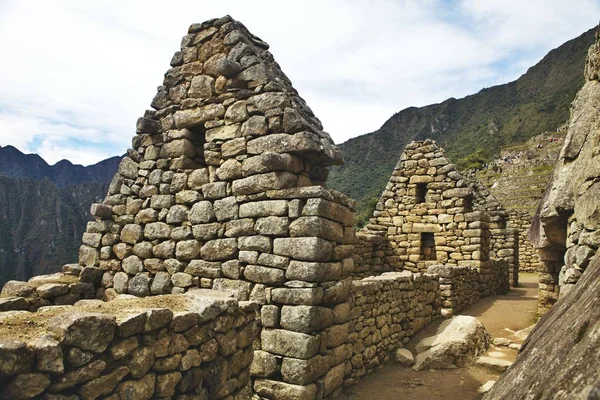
[340,273,539,400]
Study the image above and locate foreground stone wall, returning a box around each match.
[0,290,258,399]
[508,210,540,273]
[344,272,440,386]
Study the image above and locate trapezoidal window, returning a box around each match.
[415,183,428,203]
[420,232,437,261]
[189,125,207,166]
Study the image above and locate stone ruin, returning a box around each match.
[486,27,600,399]
[529,29,600,316]
[507,210,541,273]
[0,16,513,399]
[356,140,514,315]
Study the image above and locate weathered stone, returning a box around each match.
[144,222,171,240]
[1,373,50,399]
[239,200,288,218]
[280,305,333,333]
[261,329,319,359]
[79,366,130,400]
[201,238,238,260]
[244,265,285,285]
[151,271,173,294]
[175,240,202,260]
[122,255,143,274]
[128,273,151,297]
[0,341,34,376]
[49,359,106,392]
[281,354,329,385]
[232,171,297,195]
[254,379,317,400]
[117,372,155,399]
[48,313,115,352]
[174,104,225,128]
[189,201,216,224]
[286,261,342,282]
[413,316,490,371]
[395,348,415,366]
[290,216,343,243]
[273,237,332,261]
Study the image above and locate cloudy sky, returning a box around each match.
[0,0,598,166]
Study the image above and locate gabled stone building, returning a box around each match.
[356,139,514,305]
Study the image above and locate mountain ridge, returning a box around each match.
[328,27,596,220]
[0,145,122,187]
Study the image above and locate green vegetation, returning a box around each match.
[328,28,595,216]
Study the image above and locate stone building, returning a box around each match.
[356,139,515,293]
[0,16,515,399]
[529,29,600,316]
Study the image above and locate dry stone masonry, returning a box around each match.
[0,16,516,399]
[0,290,258,399]
[357,140,512,315]
[508,210,540,273]
[529,30,600,316]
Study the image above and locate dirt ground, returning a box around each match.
[340,273,539,400]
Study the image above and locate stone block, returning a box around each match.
[261,329,320,359]
[232,172,297,195]
[273,237,332,262]
[244,265,285,285]
[286,261,342,282]
[239,200,288,218]
[280,306,334,333]
[289,216,344,243]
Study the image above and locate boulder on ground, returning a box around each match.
[413,315,490,371]
[395,348,414,366]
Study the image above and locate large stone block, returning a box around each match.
[48,312,116,352]
[247,132,320,155]
[302,198,354,226]
[281,354,329,385]
[243,265,285,285]
[261,329,320,359]
[286,261,342,282]
[280,306,333,333]
[201,238,238,261]
[254,379,317,400]
[273,237,332,262]
[173,104,225,128]
[232,172,297,195]
[239,200,288,218]
[289,216,343,243]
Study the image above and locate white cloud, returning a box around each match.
[0,0,598,165]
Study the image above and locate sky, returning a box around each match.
[0,0,598,166]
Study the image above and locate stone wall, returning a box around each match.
[508,210,540,273]
[351,231,400,277]
[490,228,519,287]
[428,265,479,316]
[529,29,600,316]
[345,272,440,386]
[0,290,258,399]
[363,140,512,280]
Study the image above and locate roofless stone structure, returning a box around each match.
[0,16,515,399]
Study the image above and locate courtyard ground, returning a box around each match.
[340,273,539,400]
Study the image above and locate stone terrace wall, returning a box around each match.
[345,272,440,386]
[0,290,258,399]
[508,210,540,273]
